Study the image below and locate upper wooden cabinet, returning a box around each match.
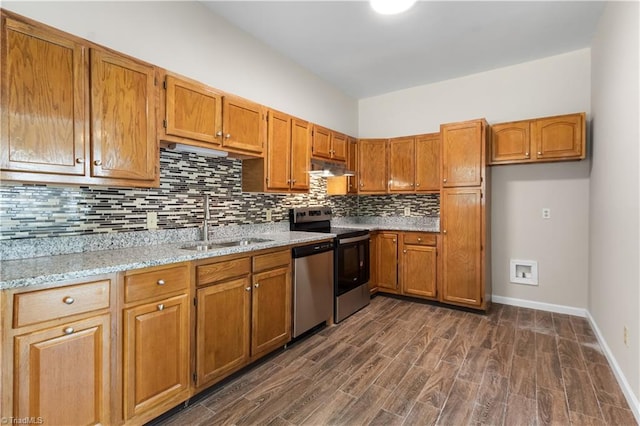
[415,133,440,192]
[0,14,87,177]
[312,125,346,163]
[0,10,159,187]
[326,136,358,195]
[221,94,266,156]
[441,119,487,188]
[242,112,310,193]
[90,48,157,182]
[358,138,388,194]
[388,136,415,192]
[161,73,223,146]
[489,113,586,165]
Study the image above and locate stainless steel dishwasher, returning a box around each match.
[291,241,334,338]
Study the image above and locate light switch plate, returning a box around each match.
[404,206,411,216]
[542,208,551,219]
[146,211,158,229]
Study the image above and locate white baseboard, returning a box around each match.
[492,294,640,422]
[491,295,587,317]
[586,311,640,423]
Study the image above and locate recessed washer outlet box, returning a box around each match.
[510,259,538,285]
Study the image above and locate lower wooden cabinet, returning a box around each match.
[1,275,115,425]
[376,232,399,292]
[401,243,437,299]
[194,250,291,390]
[14,314,111,425]
[120,263,191,424]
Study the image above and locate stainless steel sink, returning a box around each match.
[180,238,273,251]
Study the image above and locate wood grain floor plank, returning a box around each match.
[367,409,404,426]
[509,355,536,398]
[517,307,536,329]
[373,352,416,390]
[338,385,392,426]
[404,401,440,426]
[588,362,629,408]
[281,370,347,424]
[340,353,392,397]
[458,345,491,383]
[600,403,637,425]
[535,331,558,354]
[514,328,536,357]
[437,379,479,425]
[563,367,603,419]
[205,397,262,426]
[558,337,587,370]
[157,403,215,426]
[553,315,577,340]
[300,390,356,425]
[470,373,508,425]
[414,337,450,372]
[581,343,608,365]
[504,394,537,426]
[342,340,385,376]
[569,410,607,425]
[537,386,570,425]
[439,334,469,366]
[417,360,460,409]
[536,352,564,390]
[382,365,430,416]
[534,310,555,333]
[485,342,514,378]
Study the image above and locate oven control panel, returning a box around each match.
[290,207,332,223]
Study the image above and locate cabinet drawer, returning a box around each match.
[403,233,437,246]
[125,264,189,303]
[14,279,110,328]
[197,257,251,286]
[253,250,290,273]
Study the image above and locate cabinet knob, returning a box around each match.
[360,181,364,187]
[416,183,420,187]
[393,239,396,243]
[292,179,296,184]
[157,304,164,311]
[403,249,407,253]
[216,131,222,137]
[75,158,83,164]
[94,160,102,166]
[286,179,291,184]
[225,133,231,139]
[157,279,165,286]
[525,152,530,157]
[63,327,74,335]
[443,230,447,234]
[63,296,74,305]
[537,151,542,156]
[254,283,260,288]
[245,286,251,291]
[418,238,422,242]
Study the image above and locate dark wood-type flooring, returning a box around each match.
[156,296,637,425]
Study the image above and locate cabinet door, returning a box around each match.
[490,121,531,164]
[90,48,157,182]
[1,16,87,175]
[290,118,311,191]
[402,245,437,298]
[123,294,189,420]
[164,74,223,145]
[196,277,251,387]
[388,137,415,192]
[532,113,585,161]
[14,314,110,425]
[311,125,332,160]
[358,139,388,194]
[377,232,398,292]
[441,120,485,188]
[369,233,378,293]
[415,133,440,191]
[222,95,265,155]
[266,110,292,191]
[331,132,347,162]
[251,267,291,358]
[347,137,358,194]
[441,189,483,307]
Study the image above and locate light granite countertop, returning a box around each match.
[0,231,333,290]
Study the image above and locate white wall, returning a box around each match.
[2,1,358,135]
[590,0,640,409]
[359,49,592,310]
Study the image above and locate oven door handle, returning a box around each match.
[339,234,370,244]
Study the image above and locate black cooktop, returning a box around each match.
[315,227,369,239]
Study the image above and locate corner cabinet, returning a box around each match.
[311,126,346,163]
[0,11,159,187]
[489,112,586,165]
[440,118,490,310]
[1,275,114,425]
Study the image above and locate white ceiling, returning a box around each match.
[202,1,606,99]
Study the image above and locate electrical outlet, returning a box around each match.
[266,209,272,222]
[624,326,629,346]
[542,208,551,219]
[146,211,158,230]
[404,206,411,216]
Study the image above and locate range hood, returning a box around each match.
[308,159,355,177]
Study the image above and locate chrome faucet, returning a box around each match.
[202,195,210,242]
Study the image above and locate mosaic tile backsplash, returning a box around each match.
[0,149,438,240]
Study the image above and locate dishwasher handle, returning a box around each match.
[292,241,335,258]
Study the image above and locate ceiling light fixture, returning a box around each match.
[370,0,417,15]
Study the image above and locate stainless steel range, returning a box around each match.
[289,207,371,323]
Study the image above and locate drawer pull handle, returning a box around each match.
[158,304,164,311]
[157,279,166,286]
[63,297,75,305]
[63,327,74,335]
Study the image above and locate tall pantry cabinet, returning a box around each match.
[440,119,491,310]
